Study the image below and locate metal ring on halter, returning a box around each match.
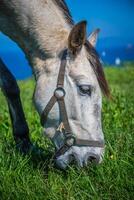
[54,87,66,100]
[64,134,76,147]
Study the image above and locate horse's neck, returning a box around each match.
[0,0,72,74]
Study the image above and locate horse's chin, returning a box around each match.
[44,127,56,138]
[44,127,65,147]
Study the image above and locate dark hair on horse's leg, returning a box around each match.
[0,58,31,154]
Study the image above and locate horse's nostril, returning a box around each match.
[89,156,96,161]
[88,154,100,164]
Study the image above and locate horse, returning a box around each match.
[0,0,110,169]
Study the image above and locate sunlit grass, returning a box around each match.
[0,63,134,200]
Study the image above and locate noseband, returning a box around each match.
[40,49,104,159]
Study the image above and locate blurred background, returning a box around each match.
[0,0,134,79]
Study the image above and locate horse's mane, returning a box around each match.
[53,0,110,98]
[85,41,110,98]
[53,0,74,25]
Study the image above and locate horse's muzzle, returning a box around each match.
[55,146,104,169]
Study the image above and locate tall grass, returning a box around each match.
[0,64,133,200]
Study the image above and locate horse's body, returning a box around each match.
[0,0,110,169]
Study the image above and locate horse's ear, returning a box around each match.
[88,28,100,47]
[68,21,87,54]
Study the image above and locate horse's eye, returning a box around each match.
[78,85,92,96]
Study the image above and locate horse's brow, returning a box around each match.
[73,75,90,83]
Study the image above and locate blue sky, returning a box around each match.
[66,0,134,42]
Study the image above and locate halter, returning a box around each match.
[40,49,104,159]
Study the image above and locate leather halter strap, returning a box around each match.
[40,49,104,159]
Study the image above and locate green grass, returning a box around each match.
[0,63,134,200]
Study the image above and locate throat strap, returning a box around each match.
[40,95,57,126]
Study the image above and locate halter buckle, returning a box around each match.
[64,134,76,147]
[54,87,66,100]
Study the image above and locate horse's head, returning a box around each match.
[34,21,110,169]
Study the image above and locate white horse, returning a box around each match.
[0,0,110,169]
